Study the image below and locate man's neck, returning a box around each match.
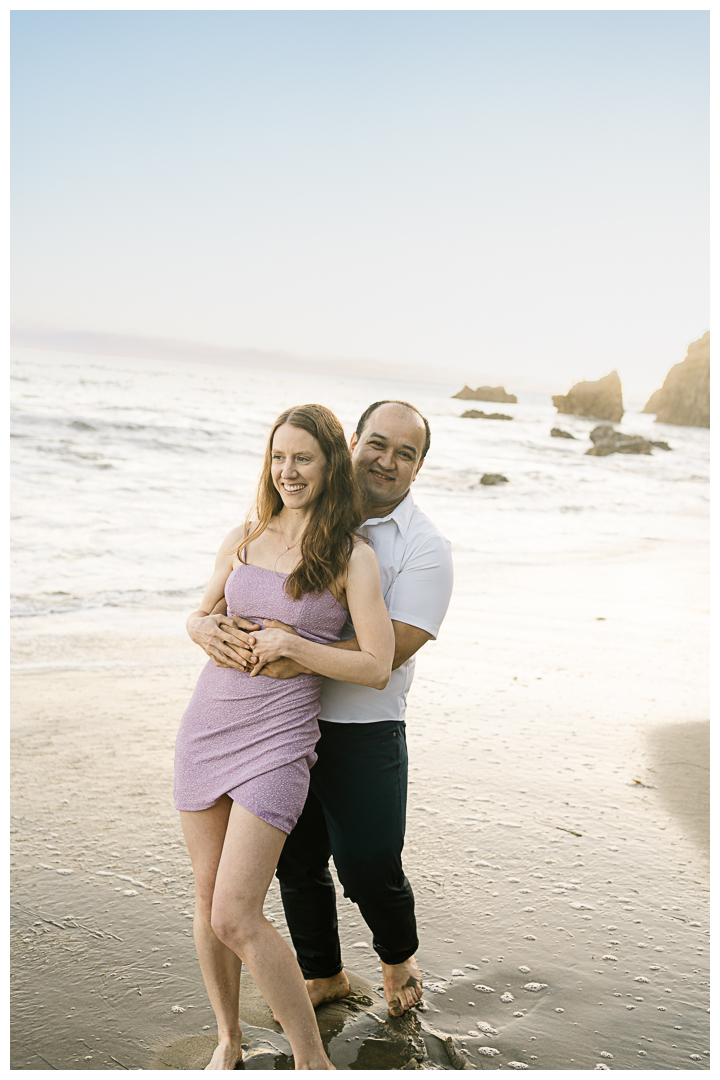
[361,491,409,521]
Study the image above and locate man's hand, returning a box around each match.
[187,612,261,671]
[254,656,309,680]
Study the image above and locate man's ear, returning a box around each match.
[349,432,359,452]
[411,457,425,482]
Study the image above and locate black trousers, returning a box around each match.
[275,719,418,979]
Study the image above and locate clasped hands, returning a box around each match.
[189,612,309,679]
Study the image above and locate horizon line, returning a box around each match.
[10,324,675,401]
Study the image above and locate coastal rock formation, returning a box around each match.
[551,428,575,439]
[552,371,623,423]
[461,410,513,420]
[642,387,664,415]
[585,425,671,457]
[453,385,517,403]
[642,332,709,427]
[480,473,509,485]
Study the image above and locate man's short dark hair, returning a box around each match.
[355,400,431,460]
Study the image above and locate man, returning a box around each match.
[188,400,453,1016]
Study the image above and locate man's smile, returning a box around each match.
[369,468,395,483]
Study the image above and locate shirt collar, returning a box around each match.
[362,489,415,537]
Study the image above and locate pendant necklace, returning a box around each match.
[278,520,301,554]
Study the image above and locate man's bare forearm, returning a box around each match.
[330,638,361,653]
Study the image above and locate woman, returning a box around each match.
[174,404,394,1071]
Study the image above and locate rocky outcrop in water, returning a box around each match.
[461,410,513,420]
[585,425,672,457]
[480,473,509,485]
[552,371,623,423]
[551,428,575,439]
[453,385,517,403]
[642,332,709,428]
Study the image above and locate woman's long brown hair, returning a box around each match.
[239,404,363,600]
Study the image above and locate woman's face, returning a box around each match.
[271,423,328,511]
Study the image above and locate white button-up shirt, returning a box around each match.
[318,490,453,723]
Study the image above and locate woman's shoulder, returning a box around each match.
[220,522,251,552]
[348,536,378,568]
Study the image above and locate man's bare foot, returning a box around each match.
[381,956,423,1017]
[305,971,351,1009]
[205,1031,244,1070]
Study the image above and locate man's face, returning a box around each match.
[350,403,426,513]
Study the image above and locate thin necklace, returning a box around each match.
[278,520,302,553]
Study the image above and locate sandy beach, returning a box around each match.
[11,536,709,1070]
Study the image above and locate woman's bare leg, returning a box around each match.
[211,801,333,1070]
[180,797,244,1070]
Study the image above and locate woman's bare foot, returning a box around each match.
[205,1031,244,1070]
[381,956,423,1016]
[296,1052,336,1070]
[272,971,351,1024]
[305,971,351,1009]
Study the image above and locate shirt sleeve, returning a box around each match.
[385,534,453,639]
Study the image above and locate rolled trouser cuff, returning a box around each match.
[296,961,345,981]
[373,938,420,966]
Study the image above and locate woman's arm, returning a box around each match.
[186,527,260,668]
[249,544,394,689]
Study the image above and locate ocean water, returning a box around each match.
[10,346,710,627]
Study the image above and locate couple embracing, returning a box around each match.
[174,399,453,1069]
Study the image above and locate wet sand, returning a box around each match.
[11,541,709,1070]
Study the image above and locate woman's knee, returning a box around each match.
[210,901,259,951]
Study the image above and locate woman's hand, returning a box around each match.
[248,626,296,676]
[188,612,261,670]
[247,619,312,678]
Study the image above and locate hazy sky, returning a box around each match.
[11,10,709,394]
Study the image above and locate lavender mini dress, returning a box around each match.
[174,562,347,833]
